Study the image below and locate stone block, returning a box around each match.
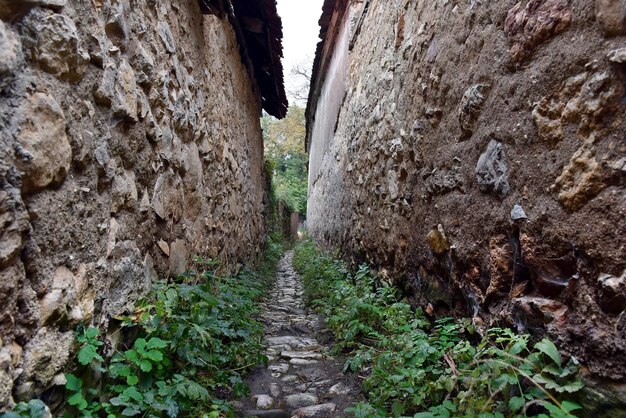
[16,92,72,193]
[475,140,510,199]
[22,9,89,82]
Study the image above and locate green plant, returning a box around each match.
[0,400,49,418]
[293,239,584,418]
[62,235,284,417]
[262,105,309,214]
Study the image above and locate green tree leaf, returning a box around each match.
[85,327,100,339]
[134,338,147,351]
[124,349,139,364]
[109,363,131,378]
[109,396,126,406]
[121,406,141,416]
[558,381,584,393]
[391,400,405,417]
[123,386,144,402]
[561,400,582,412]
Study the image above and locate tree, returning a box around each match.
[286,58,313,107]
[262,105,308,214]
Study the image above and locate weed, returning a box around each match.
[0,400,49,418]
[60,233,284,418]
[293,239,584,418]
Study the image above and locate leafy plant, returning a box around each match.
[61,234,284,417]
[293,239,585,418]
[76,327,104,367]
[0,400,49,418]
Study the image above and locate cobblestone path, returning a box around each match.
[237,251,359,418]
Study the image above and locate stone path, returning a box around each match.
[237,251,359,418]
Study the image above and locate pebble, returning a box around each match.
[511,204,528,220]
[608,47,626,64]
[295,383,317,393]
[311,379,332,387]
[269,363,290,374]
[291,403,337,417]
[267,336,319,349]
[252,394,274,410]
[280,351,323,360]
[329,382,351,395]
[289,358,319,366]
[243,409,290,418]
[270,383,282,397]
[285,393,319,409]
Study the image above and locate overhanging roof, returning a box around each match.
[199,0,288,119]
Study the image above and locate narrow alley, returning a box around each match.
[0,0,624,416]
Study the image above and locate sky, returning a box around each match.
[276,0,325,106]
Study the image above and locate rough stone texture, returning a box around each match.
[292,403,337,417]
[16,327,73,399]
[475,140,511,199]
[597,271,626,314]
[458,84,488,137]
[504,0,572,64]
[252,394,274,410]
[0,0,271,409]
[0,20,22,85]
[15,92,72,193]
[0,0,66,20]
[595,0,626,36]
[426,224,451,255]
[285,393,318,409]
[0,345,15,411]
[306,0,626,397]
[21,8,89,83]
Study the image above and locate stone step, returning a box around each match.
[268,363,290,374]
[291,403,337,417]
[328,382,351,395]
[267,336,319,348]
[242,253,354,418]
[289,358,319,366]
[241,409,290,418]
[285,393,318,409]
[280,351,323,360]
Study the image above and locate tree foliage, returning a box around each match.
[262,105,308,214]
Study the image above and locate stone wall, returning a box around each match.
[307,0,626,391]
[0,0,271,409]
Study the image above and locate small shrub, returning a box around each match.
[0,400,49,418]
[294,239,584,418]
[60,234,284,418]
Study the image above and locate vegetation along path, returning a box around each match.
[237,251,360,418]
